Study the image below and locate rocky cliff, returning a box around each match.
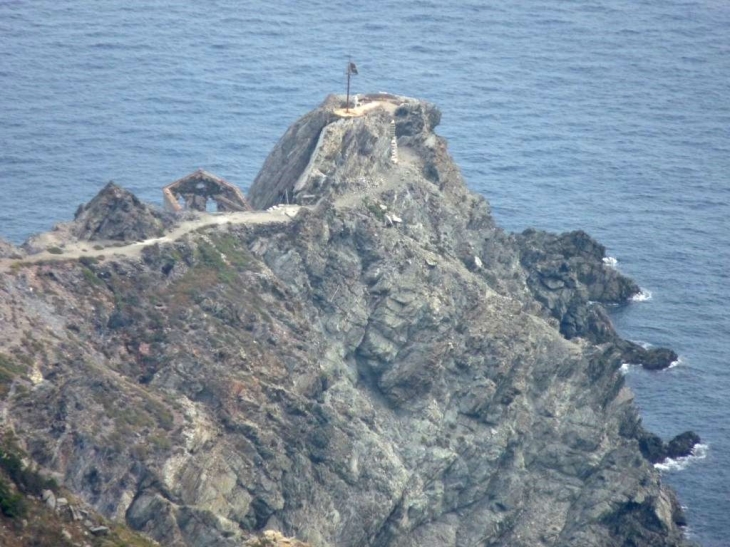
[0,95,698,546]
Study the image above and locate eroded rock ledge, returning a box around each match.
[0,94,699,547]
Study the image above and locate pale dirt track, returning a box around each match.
[0,101,416,274]
[0,207,302,272]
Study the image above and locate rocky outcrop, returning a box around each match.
[636,429,702,464]
[0,436,155,547]
[0,238,22,259]
[516,229,640,306]
[248,97,339,210]
[0,94,697,547]
[72,181,175,242]
[619,344,679,371]
[515,228,679,370]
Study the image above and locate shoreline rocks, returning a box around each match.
[638,429,702,464]
[515,229,679,370]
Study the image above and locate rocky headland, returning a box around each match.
[0,94,700,546]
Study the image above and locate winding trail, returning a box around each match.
[0,206,302,272]
[0,99,415,274]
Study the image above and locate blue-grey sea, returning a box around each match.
[1,1,728,544]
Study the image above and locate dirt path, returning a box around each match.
[0,101,414,273]
[0,206,302,272]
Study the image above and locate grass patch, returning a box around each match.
[165,235,257,306]
[209,233,255,270]
[93,386,174,434]
[82,267,104,287]
[46,246,63,255]
[0,354,27,398]
[148,433,172,451]
[198,240,230,275]
[118,408,155,429]
[9,262,25,274]
[144,398,174,431]
[363,197,386,222]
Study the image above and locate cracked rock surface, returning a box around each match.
[0,95,697,547]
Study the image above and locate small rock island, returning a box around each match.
[0,94,700,546]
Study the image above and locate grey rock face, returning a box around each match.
[248,97,339,210]
[72,181,175,241]
[0,94,696,547]
[515,228,680,370]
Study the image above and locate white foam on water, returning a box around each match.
[654,444,709,473]
[667,357,682,369]
[619,363,632,375]
[603,256,618,268]
[631,288,653,302]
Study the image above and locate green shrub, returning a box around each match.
[82,267,104,287]
[0,353,26,378]
[362,197,386,221]
[148,433,172,451]
[46,246,63,255]
[0,437,57,497]
[0,477,25,518]
[210,234,254,270]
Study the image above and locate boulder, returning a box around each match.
[620,342,679,371]
[42,489,56,510]
[667,431,701,459]
[89,525,110,536]
[637,428,701,463]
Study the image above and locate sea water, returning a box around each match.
[1,1,728,544]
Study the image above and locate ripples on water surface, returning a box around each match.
[1,1,728,544]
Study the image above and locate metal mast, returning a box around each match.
[346,59,358,112]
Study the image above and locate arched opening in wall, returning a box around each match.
[163,169,252,214]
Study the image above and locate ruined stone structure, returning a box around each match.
[163,169,251,213]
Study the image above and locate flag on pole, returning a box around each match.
[348,62,358,75]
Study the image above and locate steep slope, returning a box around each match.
[0,95,696,547]
[0,433,156,547]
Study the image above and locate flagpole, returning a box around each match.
[346,61,351,112]
[345,59,357,113]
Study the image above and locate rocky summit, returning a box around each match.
[70,181,175,243]
[0,94,699,546]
